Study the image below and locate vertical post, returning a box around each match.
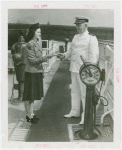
[84,86,94,132]
[47,22,50,50]
[104,61,107,112]
[76,86,98,140]
[64,38,69,52]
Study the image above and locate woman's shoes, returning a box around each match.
[30,118,38,123]
[26,116,38,123]
[26,115,30,122]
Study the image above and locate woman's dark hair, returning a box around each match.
[26,29,36,42]
[26,23,40,42]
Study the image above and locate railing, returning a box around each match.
[96,41,114,126]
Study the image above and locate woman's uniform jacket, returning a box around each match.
[25,38,47,73]
[64,30,99,73]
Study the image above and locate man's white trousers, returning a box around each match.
[70,72,86,116]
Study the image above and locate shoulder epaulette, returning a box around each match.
[89,33,95,36]
[26,42,33,50]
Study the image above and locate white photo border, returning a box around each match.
[1,1,121,149]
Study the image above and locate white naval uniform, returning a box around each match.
[64,30,99,116]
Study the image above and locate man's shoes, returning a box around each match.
[79,113,84,124]
[64,113,80,118]
[79,119,84,124]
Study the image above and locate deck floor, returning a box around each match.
[8,60,113,142]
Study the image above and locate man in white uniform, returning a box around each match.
[58,16,99,124]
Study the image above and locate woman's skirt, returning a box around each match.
[23,72,44,102]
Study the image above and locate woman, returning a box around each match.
[23,23,54,123]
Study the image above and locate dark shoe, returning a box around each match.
[26,116,38,123]
[26,116,31,122]
[31,118,38,123]
[33,115,39,120]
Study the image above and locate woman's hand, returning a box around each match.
[46,52,57,59]
[46,54,53,59]
[46,51,59,59]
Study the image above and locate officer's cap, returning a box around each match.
[29,23,40,31]
[74,16,89,24]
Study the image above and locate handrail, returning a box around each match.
[99,42,114,48]
[107,91,114,103]
[104,44,114,52]
[98,39,114,43]
[101,108,114,124]
[99,56,112,64]
[99,64,114,126]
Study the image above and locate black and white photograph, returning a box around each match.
[1,1,121,149]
